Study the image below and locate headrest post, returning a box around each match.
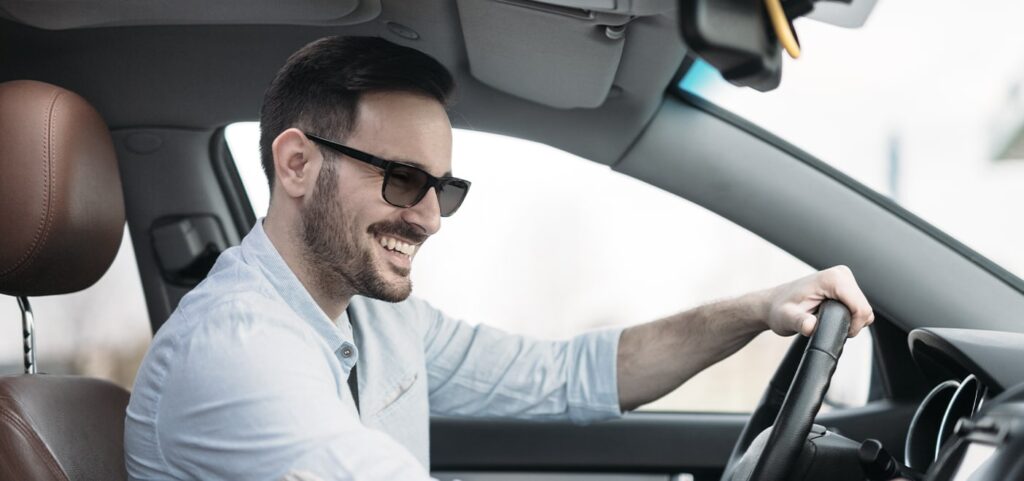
[16,296,37,374]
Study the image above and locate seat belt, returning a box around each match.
[345,306,360,414]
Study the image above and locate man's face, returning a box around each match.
[300,91,452,303]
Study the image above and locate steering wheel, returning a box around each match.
[719,300,851,481]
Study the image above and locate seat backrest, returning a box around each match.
[0,376,130,481]
[0,80,129,481]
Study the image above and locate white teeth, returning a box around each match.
[377,236,417,257]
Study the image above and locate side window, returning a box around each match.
[226,123,873,412]
[0,228,152,389]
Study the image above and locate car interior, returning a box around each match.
[1,1,1023,480]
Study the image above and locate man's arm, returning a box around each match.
[616,265,874,411]
[415,297,622,423]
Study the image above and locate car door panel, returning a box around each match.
[431,401,916,480]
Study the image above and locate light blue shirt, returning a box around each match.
[125,220,623,480]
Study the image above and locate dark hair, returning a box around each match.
[258,36,454,187]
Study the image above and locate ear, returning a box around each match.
[271,128,320,199]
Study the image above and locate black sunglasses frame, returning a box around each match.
[304,132,471,217]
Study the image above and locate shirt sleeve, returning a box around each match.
[415,299,623,423]
[155,304,433,481]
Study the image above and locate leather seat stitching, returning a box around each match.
[0,89,63,278]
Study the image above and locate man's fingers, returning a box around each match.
[821,265,874,337]
[769,266,873,338]
[799,313,817,337]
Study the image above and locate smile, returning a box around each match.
[376,236,418,258]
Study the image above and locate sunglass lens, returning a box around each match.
[384,164,430,207]
[438,180,470,217]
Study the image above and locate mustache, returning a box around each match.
[367,221,429,245]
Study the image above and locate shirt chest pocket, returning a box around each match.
[366,369,430,461]
[370,370,421,421]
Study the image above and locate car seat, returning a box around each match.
[0,80,130,481]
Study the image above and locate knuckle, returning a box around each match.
[832,264,853,277]
[820,268,842,285]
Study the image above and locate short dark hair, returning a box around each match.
[258,36,455,187]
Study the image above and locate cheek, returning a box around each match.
[336,169,389,210]
[334,171,406,234]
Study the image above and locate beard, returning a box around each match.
[300,161,414,303]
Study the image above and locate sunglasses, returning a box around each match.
[305,132,471,217]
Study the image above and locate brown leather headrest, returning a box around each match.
[0,80,125,297]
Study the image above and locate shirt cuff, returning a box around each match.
[567,326,624,424]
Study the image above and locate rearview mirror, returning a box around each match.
[679,0,783,92]
[679,0,878,91]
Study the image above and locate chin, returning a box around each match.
[372,280,412,303]
[363,262,413,302]
[384,271,413,300]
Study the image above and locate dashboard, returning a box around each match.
[904,329,1024,481]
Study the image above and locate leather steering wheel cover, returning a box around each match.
[723,300,851,481]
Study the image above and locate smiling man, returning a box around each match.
[124,36,874,481]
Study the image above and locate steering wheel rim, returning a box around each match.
[719,300,851,481]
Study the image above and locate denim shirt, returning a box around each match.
[125,221,623,481]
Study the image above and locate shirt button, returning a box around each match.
[341,346,353,358]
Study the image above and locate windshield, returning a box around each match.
[678,0,1024,282]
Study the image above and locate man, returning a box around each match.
[124,36,873,480]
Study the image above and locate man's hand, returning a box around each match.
[761,265,874,338]
[617,265,874,410]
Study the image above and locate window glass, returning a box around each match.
[0,228,152,389]
[679,0,1024,282]
[226,123,872,412]
[225,123,271,219]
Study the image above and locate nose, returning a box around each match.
[401,186,441,236]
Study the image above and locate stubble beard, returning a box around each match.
[300,161,412,303]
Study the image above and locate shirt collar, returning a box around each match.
[241,219,351,352]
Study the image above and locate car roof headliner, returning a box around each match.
[0,2,686,166]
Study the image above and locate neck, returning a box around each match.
[263,209,352,320]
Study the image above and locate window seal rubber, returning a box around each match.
[209,126,257,240]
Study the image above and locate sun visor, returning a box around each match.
[0,0,380,30]
[456,0,671,109]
